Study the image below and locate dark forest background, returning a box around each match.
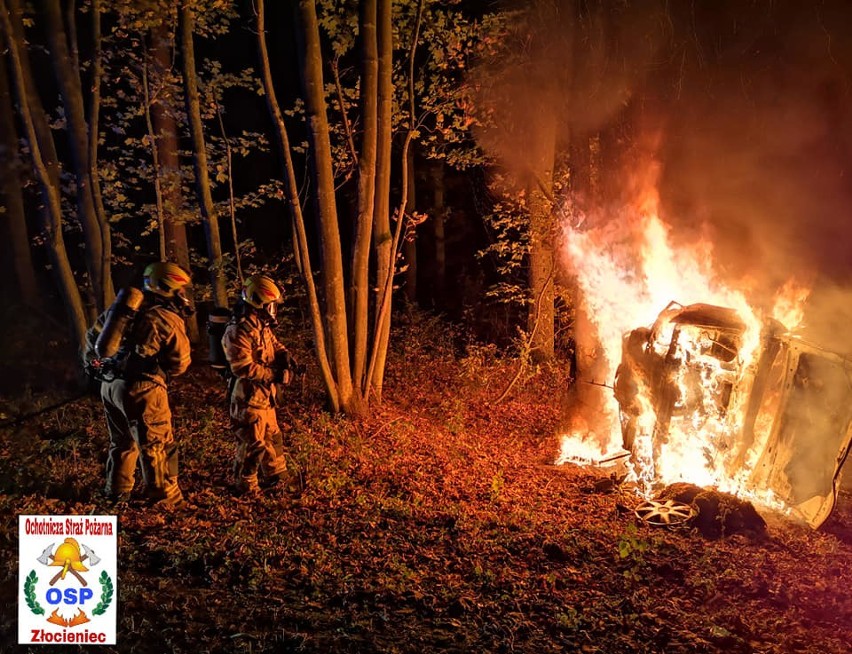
[3,0,852,410]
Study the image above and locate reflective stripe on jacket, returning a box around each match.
[222,311,288,409]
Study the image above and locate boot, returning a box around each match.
[235,474,261,496]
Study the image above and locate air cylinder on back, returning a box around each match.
[207,307,232,374]
[95,287,145,359]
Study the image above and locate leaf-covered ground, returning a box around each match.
[1,315,851,653]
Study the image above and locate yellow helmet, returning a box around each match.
[242,275,281,309]
[143,262,192,298]
[50,538,89,575]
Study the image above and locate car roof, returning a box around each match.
[666,303,746,332]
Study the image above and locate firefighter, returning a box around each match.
[222,274,292,495]
[83,262,193,506]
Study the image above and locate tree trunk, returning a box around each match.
[526,111,557,362]
[351,0,378,392]
[366,0,423,399]
[7,0,90,321]
[179,5,227,308]
[42,0,112,311]
[151,25,189,270]
[294,0,356,413]
[150,20,198,341]
[430,160,446,307]
[369,0,393,399]
[213,95,242,282]
[257,0,338,408]
[141,50,167,260]
[0,41,38,303]
[570,133,611,434]
[87,0,113,309]
[403,147,417,304]
[0,0,87,350]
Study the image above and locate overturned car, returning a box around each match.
[614,301,852,528]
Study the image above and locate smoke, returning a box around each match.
[471,2,852,511]
[469,0,667,190]
[797,282,852,355]
[655,1,852,297]
[470,0,852,344]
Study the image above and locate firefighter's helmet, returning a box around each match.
[242,275,282,323]
[143,262,192,298]
[242,275,281,309]
[50,538,89,574]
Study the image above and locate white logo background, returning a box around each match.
[18,515,117,645]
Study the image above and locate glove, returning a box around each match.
[273,350,297,371]
[272,367,291,385]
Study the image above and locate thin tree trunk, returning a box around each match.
[88,0,113,308]
[527,118,556,362]
[65,0,79,73]
[367,0,424,398]
[571,134,610,432]
[524,2,561,362]
[331,55,358,168]
[141,48,166,260]
[0,0,87,350]
[0,41,38,303]
[351,0,378,393]
[430,160,446,306]
[179,5,227,308]
[42,0,110,311]
[369,0,393,399]
[151,22,187,267]
[150,19,198,342]
[256,0,338,409]
[403,147,417,304]
[213,92,242,282]
[295,0,356,413]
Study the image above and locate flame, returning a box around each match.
[46,608,90,628]
[47,609,67,627]
[771,279,810,330]
[555,161,807,513]
[66,609,91,627]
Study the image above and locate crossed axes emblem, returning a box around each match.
[36,538,101,586]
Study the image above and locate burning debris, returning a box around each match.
[555,163,852,530]
[612,300,852,528]
[566,297,852,530]
[655,483,767,540]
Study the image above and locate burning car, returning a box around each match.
[614,301,852,528]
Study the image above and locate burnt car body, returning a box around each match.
[614,301,852,528]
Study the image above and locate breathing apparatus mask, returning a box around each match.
[169,287,195,317]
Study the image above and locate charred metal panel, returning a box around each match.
[616,303,852,528]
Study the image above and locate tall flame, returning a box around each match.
[555,161,807,510]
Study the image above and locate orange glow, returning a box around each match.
[771,279,810,330]
[555,161,807,512]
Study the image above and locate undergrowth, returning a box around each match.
[0,312,850,653]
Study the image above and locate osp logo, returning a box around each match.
[19,515,117,645]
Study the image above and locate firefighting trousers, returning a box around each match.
[230,403,287,487]
[101,379,182,504]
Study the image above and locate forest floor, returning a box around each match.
[0,311,851,653]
